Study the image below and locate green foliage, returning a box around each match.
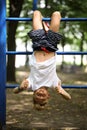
[16,0,33,43]
[7,0,87,50]
[6,0,9,16]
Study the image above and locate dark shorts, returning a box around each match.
[28,29,63,52]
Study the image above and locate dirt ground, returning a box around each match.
[6,68,87,130]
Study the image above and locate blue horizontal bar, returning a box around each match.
[6,51,33,55]
[6,84,87,89]
[56,51,87,55]
[6,84,18,88]
[6,51,87,55]
[6,17,32,21]
[6,17,87,22]
[62,85,87,89]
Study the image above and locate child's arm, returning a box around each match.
[55,82,71,100]
[13,79,29,94]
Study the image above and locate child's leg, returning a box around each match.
[55,82,71,100]
[32,10,43,30]
[14,11,43,94]
[13,79,29,94]
[49,11,61,32]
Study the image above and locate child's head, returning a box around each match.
[33,87,50,110]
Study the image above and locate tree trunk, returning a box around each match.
[80,31,84,67]
[7,0,24,82]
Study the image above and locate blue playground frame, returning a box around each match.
[0,0,6,129]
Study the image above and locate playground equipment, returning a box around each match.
[0,0,87,129]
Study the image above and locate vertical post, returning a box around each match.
[0,0,6,129]
[33,0,38,10]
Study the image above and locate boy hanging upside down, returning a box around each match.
[13,10,71,110]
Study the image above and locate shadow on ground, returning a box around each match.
[6,71,87,130]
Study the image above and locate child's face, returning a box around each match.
[34,87,50,104]
[33,87,50,110]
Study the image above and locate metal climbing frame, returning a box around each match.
[6,18,87,89]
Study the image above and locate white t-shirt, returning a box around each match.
[27,53,61,91]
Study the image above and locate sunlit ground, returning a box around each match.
[6,68,87,130]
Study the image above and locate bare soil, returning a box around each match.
[6,69,87,130]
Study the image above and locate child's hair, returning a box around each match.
[33,87,50,110]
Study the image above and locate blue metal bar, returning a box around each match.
[6,51,33,55]
[33,0,38,10]
[0,0,6,129]
[6,84,87,89]
[56,51,87,55]
[6,51,87,55]
[6,17,87,22]
[62,85,87,89]
[6,84,19,88]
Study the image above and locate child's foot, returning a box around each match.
[13,79,29,94]
[55,87,71,100]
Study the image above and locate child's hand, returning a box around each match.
[20,79,29,89]
[13,79,29,94]
[55,81,71,100]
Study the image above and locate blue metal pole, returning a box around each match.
[6,51,87,55]
[0,0,6,129]
[6,17,87,21]
[6,84,87,89]
[33,0,38,10]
